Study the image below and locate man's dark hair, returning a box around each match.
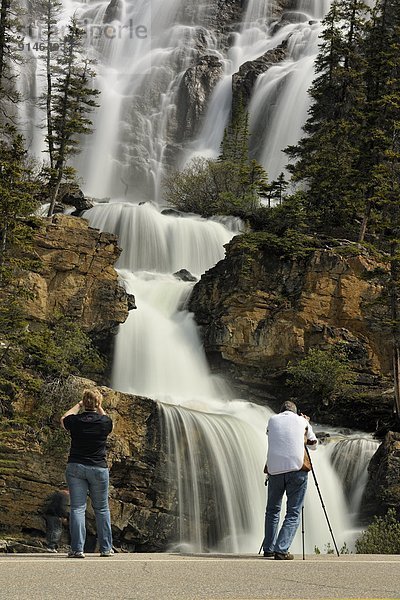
[279,400,297,414]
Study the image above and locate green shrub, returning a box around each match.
[355,509,400,554]
[286,345,355,406]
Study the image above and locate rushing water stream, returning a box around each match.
[21,0,380,552]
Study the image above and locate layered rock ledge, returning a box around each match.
[189,234,393,430]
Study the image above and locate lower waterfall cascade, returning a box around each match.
[84,202,375,554]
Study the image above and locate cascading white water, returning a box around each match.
[21,0,375,553]
[84,201,360,553]
[327,435,379,518]
[189,0,333,180]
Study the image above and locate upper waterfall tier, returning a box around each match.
[84,202,239,275]
[20,0,332,200]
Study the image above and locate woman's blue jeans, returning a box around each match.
[66,463,113,554]
[263,470,308,554]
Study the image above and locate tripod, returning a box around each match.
[305,445,340,557]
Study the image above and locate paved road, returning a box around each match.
[0,553,399,600]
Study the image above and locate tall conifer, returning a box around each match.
[285,0,369,234]
[47,17,99,216]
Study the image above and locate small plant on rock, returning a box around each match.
[355,509,400,554]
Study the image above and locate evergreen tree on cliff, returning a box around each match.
[164,101,268,217]
[38,0,63,172]
[46,17,99,217]
[362,0,400,420]
[358,0,400,242]
[218,99,268,212]
[0,0,24,121]
[285,0,369,235]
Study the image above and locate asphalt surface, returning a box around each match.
[0,553,399,600]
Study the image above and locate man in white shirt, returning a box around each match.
[263,400,317,560]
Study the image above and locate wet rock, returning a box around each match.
[103,0,123,23]
[360,432,400,522]
[161,208,184,218]
[173,269,197,282]
[232,42,288,108]
[176,55,224,142]
[271,11,309,33]
[127,293,137,310]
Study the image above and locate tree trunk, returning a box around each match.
[47,169,63,217]
[45,2,54,170]
[0,221,8,285]
[358,201,371,243]
[393,345,400,421]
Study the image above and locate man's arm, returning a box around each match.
[305,423,318,450]
[300,413,318,450]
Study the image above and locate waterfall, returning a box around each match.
[327,435,379,518]
[84,202,356,553]
[190,1,333,179]
[20,0,375,553]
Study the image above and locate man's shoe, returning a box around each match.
[46,547,58,553]
[100,549,114,557]
[263,551,275,558]
[274,552,294,560]
[68,551,85,559]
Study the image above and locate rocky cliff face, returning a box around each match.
[0,379,177,552]
[189,235,393,430]
[22,214,130,359]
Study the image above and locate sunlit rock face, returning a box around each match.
[21,214,129,358]
[189,237,394,430]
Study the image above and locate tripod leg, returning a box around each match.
[306,447,340,557]
[301,506,305,560]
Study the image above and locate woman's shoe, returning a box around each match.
[68,551,85,558]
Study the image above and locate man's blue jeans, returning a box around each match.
[263,470,308,554]
[66,463,113,554]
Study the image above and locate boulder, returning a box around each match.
[232,42,288,108]
[173,269,197,282]
[360,432,400,522]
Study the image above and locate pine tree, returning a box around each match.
[38,0,63,171]
[217,99,268,213]
[0,126,38,283]
[47,17,99,216]
[0,0,22,117]
[361,0,400,420]
[285,0,369,234]
[220,97,250,164]
[358,0,400,241]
